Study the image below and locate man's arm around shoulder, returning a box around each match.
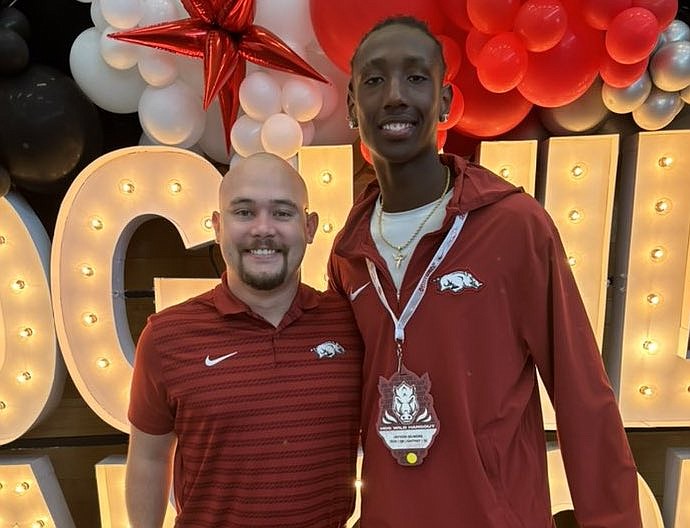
[126,424,176,528]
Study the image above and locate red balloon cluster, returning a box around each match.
[310,0,678,141]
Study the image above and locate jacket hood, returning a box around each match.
[333,153,522,258]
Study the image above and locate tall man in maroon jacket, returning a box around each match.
[328,16,643,528]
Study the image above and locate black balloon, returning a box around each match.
[0,27,29,74]
[0,64,103,193]
[0,7,31,40]
[0,164,10,197]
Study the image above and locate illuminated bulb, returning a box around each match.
[654,199,671,214]
[168,180,182,194]
[499,167,511,179]
[17,371,32,383]
[658,156,673,168]
[567,209,583,223]
[642,340,659,354]
[80,264,95,277]
[14,481,30,494]
[89,216,104,231]
[567,255,577,267]
[96,357,110,369]
[570,165,585,178]
[19,327,34,338]
[119,179,135,194]
[355,479,362,489]
[320,171,333,184]
[322,222,334,233]
[202,217,213,230]
[32,521,46,528]
[646,293,662,306]
[10,279,26,292]
[0,401,6,410]
[650,247,666,262]
[82,312,98,326]
[638,385,655,397]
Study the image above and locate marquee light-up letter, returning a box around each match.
[298,145,353,291]
[0,192,64,445]
[51,147,222,431]
[663,448,690,527]
[546,445,664,527]
[477,140,538,196]
[0,455,75,527]
[607,131,690,426]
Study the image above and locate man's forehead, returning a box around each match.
[354,24,439,67]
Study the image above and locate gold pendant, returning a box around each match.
[393,250,405,268]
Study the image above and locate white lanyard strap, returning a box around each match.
[366,213,468,346]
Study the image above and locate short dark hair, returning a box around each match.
[350,15,447,77]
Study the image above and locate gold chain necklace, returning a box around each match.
[377,166,451,269]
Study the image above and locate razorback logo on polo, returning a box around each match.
[434,270,483,294]
[311,340,345,359]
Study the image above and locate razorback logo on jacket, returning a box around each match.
[434,270,483,294]
[311,340,345,359]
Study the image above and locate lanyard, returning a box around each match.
[366,213,468,371]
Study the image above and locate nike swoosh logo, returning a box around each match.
[349,282,370,302]
[204,352,238,366]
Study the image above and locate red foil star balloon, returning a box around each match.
[109,0,327,153]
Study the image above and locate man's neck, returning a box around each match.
[226,273,299,327]
[374,153,448,212]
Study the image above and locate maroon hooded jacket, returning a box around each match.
[328,154,641,527]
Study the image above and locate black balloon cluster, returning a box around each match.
[0,1,102,197]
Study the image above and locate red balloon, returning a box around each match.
[438,0,474,32]
[476,32,528,93]
[518,23,604,107]
[605,7,659,64]
[438,34,463,82]
[632,0,678,29]
[452,62,533,137]
[309,0,447,73]
[513,0,569,52]
[465,28,492,66]
[466,0,522,34]
[582,0,632,30]
[439,83,465,130]
[600,55,649,87]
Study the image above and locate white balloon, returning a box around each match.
[138,48,178,86]
[176,55,205,96]
[632,87,685,130]
[261,113,303,159]
[231,115,264,158]
[281,78,323,122]
[650,41,690,92]
[304,39,358,145]
[300,120,315,146]
[199,99,232,164]
[100,26,139,69]
[100,0,143,29]
[682,85,690,104]
[91,0,109,31]
[229,153,246,171]
[254,0,315,47]
[239,71,282,121]
[314,80,338,120]
[662,19,690,43]
[602,71,653,114]
[138,80,206,147]
[70,27,147,113]
[139,0,179,26]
